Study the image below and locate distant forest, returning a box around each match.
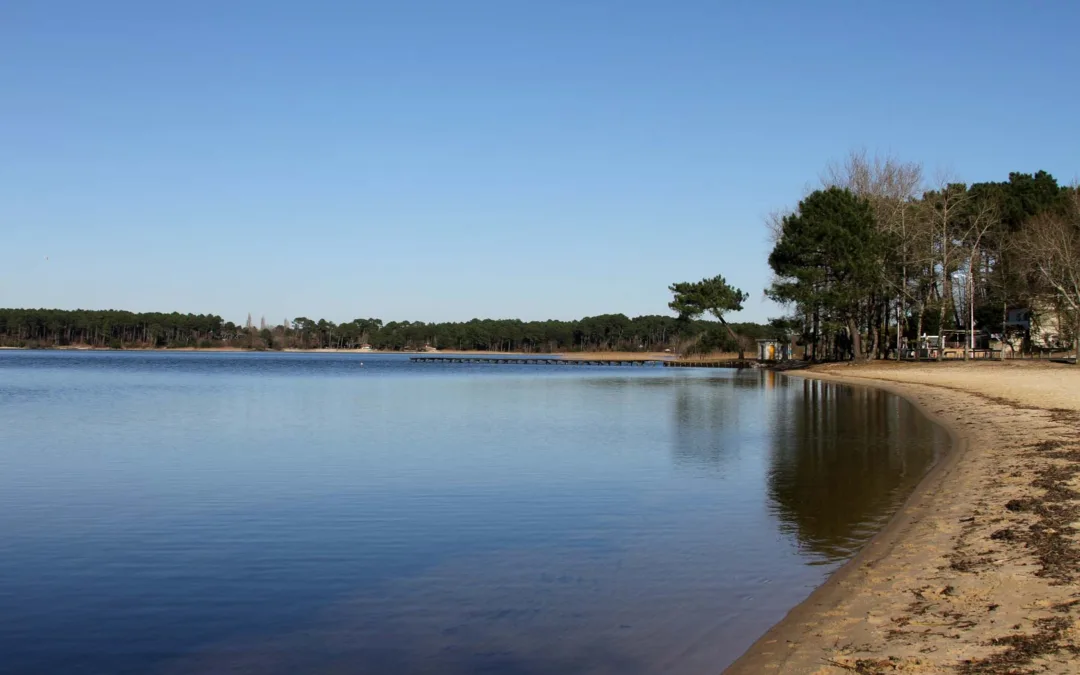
[0,308,775,354]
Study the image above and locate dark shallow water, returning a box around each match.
[0,352,948,674]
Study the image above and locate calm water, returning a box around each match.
[0,352,948,674]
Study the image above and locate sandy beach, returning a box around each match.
[728,360,1080,674]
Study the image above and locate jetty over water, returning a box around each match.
[409,356,759,368]
[663,359,759,369]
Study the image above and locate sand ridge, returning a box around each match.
[726,361,1080,674]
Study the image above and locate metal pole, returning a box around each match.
[896,297,902,361]
[969,273,975,358]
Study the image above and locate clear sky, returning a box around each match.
[2,1,1077,325]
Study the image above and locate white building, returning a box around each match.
[1005,303,1068,349]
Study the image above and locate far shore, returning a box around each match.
[727,360,1080,674]
[0,345,519,354]
[0,345,745,360]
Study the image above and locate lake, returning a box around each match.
[0,352,948,674]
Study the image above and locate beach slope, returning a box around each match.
[727,361,1080,674]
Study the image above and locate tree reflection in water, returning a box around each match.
[766,377,948,563]
[669,371,765,473]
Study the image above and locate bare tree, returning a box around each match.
[822,150,924,359]
[1017,189,1080,364]
[921,175,972,361]
[764,208,791,244]
[894,198,937,360]
[821,149,923,207]
[955,196,999,360]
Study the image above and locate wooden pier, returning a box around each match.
[409,356,758,368]
[663,359,758,369]
[410,356,665,366]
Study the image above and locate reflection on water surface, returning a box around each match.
[0,353,947,674]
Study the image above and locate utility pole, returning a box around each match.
[955,271,974,361]
[969,271,975,359]
[896,297,902,361]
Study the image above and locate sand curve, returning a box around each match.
[726,361,1080,674]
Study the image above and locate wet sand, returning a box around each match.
[727,361,1080,674]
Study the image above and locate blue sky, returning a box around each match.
[2,1,1077,325]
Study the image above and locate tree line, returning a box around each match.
[0,307,775,354]
[765,152,1079,361]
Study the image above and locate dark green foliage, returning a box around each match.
[0,309,225,349]
[969,172,1068,319]
[984,171,1069,232]
[768,188,881,358]
[767,317,801,340]
[769,188,879,310]
[0,307,770,353]
[668,275,747,322]
[669,275,749,355]
[683,325,738,355]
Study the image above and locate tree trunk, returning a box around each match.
[717,316,744,360]
[967,298,976,362]
[881,298,889,359]
[1075,311,1080,366]
[945,272,961,330]
[896,293,903,361]
[936,299,946,362]
[916,299,925,362]
[869,300,880,361]
[1002,300,1008,358]
[848,317,862,360]
[965,250,977,362]
[899,264,908,361]
[881,298,890,360]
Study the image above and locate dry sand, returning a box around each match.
[727,360,1080,674]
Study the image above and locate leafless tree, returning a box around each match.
[921,174,972,361]
[821,149,923,207]
[822,150,925,359]
[764,207,791,244]
[955,196,999,360]
[1017,189,1080,363]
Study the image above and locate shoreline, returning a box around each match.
[727,361,1080,673]
[0,346,688,360]
[726,367,971,673]
[0,346,535,355]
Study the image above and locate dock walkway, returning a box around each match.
[409,356,759,368]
